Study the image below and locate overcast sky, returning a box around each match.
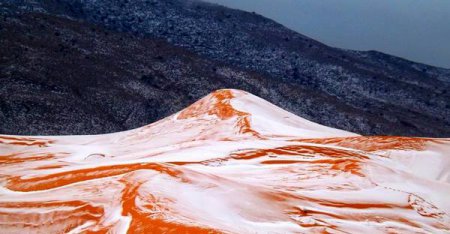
[205,0,450,68]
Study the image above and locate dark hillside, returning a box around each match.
[1,0,449,136]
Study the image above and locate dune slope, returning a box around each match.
[0,89,449,233]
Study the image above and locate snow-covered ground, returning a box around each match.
[1,89,449,233]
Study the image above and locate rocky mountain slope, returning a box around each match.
[1,90,449,233]
[1,0,450,136]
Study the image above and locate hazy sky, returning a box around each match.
[205,0,450,68]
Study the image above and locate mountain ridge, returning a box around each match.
[1,0,450,136]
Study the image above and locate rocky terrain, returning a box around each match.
[1,0,450,136]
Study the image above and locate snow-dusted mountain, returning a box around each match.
[1,90,449,233]
[1,0,450,137]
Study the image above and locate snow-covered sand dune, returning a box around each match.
[1,89,449,233]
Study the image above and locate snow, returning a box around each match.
[0,89,449,233]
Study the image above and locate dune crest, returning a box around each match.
[1,89,449,233]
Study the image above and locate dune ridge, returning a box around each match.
[0,89,449,233]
